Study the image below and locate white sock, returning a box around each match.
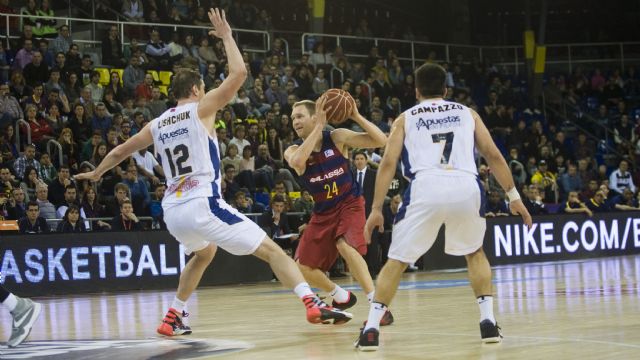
[171,297,186,313]
[477,296,496,324]
[366,291,375,304]
[363,301,388,331]
[330,285,349,303]
[2,293,18,312]
[293,282,314,299]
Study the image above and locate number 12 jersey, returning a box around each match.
[150,102,222,207]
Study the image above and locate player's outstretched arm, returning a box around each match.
[364,115,405,244]
[197,8,247,120]
[332,97,387,149]
[284,97,330,175]
[472,110,533,227]
[75,125,153,182]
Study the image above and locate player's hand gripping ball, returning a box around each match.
[319,88,355,125]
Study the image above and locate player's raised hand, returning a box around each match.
[74,171,101,182]
[364,209,385,245]
[312,95,330,128]
[509,199,533,228]
[208,8,232,39]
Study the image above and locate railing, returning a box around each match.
[14,119,30,150]
[330,65,344,88]
[46,139,64,167]
[1,13,271,62]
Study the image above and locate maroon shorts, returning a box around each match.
[295,195,367,272]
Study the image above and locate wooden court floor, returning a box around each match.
[1,255,639,359]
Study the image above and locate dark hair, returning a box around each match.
[27,201,39,209]
[272,194,285,204]
[64,184,77,193]
[64,204,80,221]
[353,150,368,160]
[172,69,202,100]
[224,164,236,172]
[415,63,446,98]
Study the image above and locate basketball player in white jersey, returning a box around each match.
[355,63,533,351]
[76,8,352,336]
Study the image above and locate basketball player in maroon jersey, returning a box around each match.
[284,96,393,324]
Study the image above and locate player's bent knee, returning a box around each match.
[193,244,217,263]
[252,236,286,262]
[464,246,485,261]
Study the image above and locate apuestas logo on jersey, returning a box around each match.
[0,339,253,360]
[158,127,189,144]
[416,115,461,131]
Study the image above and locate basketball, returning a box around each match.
[320,88,355,125]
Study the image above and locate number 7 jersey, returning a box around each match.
[401,99,478,180]
[150,102,221,207]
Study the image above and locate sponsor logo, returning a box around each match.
[167,178,200,194]
[410,103,463,115]
[416,115,461,131]
[157,111,190,128]
[309,167,344,183]
[0,339,253,359]
[324,149,335,158]
[158,127,189,144]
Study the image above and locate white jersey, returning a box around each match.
[149,102,222,207]
[401,99,478,179]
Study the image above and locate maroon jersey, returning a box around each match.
[298,131,359,213]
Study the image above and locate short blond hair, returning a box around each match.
[292,100,316,116]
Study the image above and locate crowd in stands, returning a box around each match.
[1,1,640,240]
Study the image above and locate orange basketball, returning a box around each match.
[320,88,355,125]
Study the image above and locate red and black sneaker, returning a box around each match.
[380,309,394,326]
[331,291,358,310]
[303,295,353,325]
[157,308,193,336]
[355,324,379,351]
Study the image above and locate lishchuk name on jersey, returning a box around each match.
[309,167,344,183]
[410,103,463,115]
[158,127,189,144]
[157,111,190,128]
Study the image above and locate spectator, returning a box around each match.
[44,68,66,97]
[101,25,126,68]
[123,56,145,94]
[0,165,17,196]
[293,189,314,214]
[65,43,82,73]
[89,142,108,167]
[77,86,95,117]
[146,86,167,118]
[523,185,548,215]
[65,71,82,103]
[92,102,112,137]
[67,103,91,144]
[56,204,87,232]
[38,153,57,185]
[23,51,49,87]
[260,194,298,253]
[80,186,110,230]
[587,190,609,213]
[229,125,251,154]
[50,25,72,55]
[145,29,171,69]
[222,143,242,172]
[530,160,558,203]
[34,184,55,219]
[18,201,49,233]
[132,148,164,186]
[560,164,583,200]
[6,187,27,220]
[56,185,87,219]
[485,191,510,217]
[78,55,94,86]
[562,191,593,216]
[266,128,284,161]
[34,0,56,38]
[103,89,124,116]
[13,144,41,180]
[609,159,636,195]
[110,199,142,231]
[265,78,287,107]
[370,108,390,133]
[312,68,329,96]
[222,164,241,201]
[19,166,40,202]
[122,0,144,22]
[13,39,34,70]
[0,83,23,126]
[88,71,104,103]
[149,182,166,230]
[135,73,154,101]
[48,165,73,206]
[612,188,640,211]
[123,163,150,215]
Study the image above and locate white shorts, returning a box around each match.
[163,197,266,256]
[388,174,486,264]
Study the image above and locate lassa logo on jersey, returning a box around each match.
[416,115,461,131]
[309,167,344,183]
[158,127,189,144]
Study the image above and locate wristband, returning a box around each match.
[506,187,520,202]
